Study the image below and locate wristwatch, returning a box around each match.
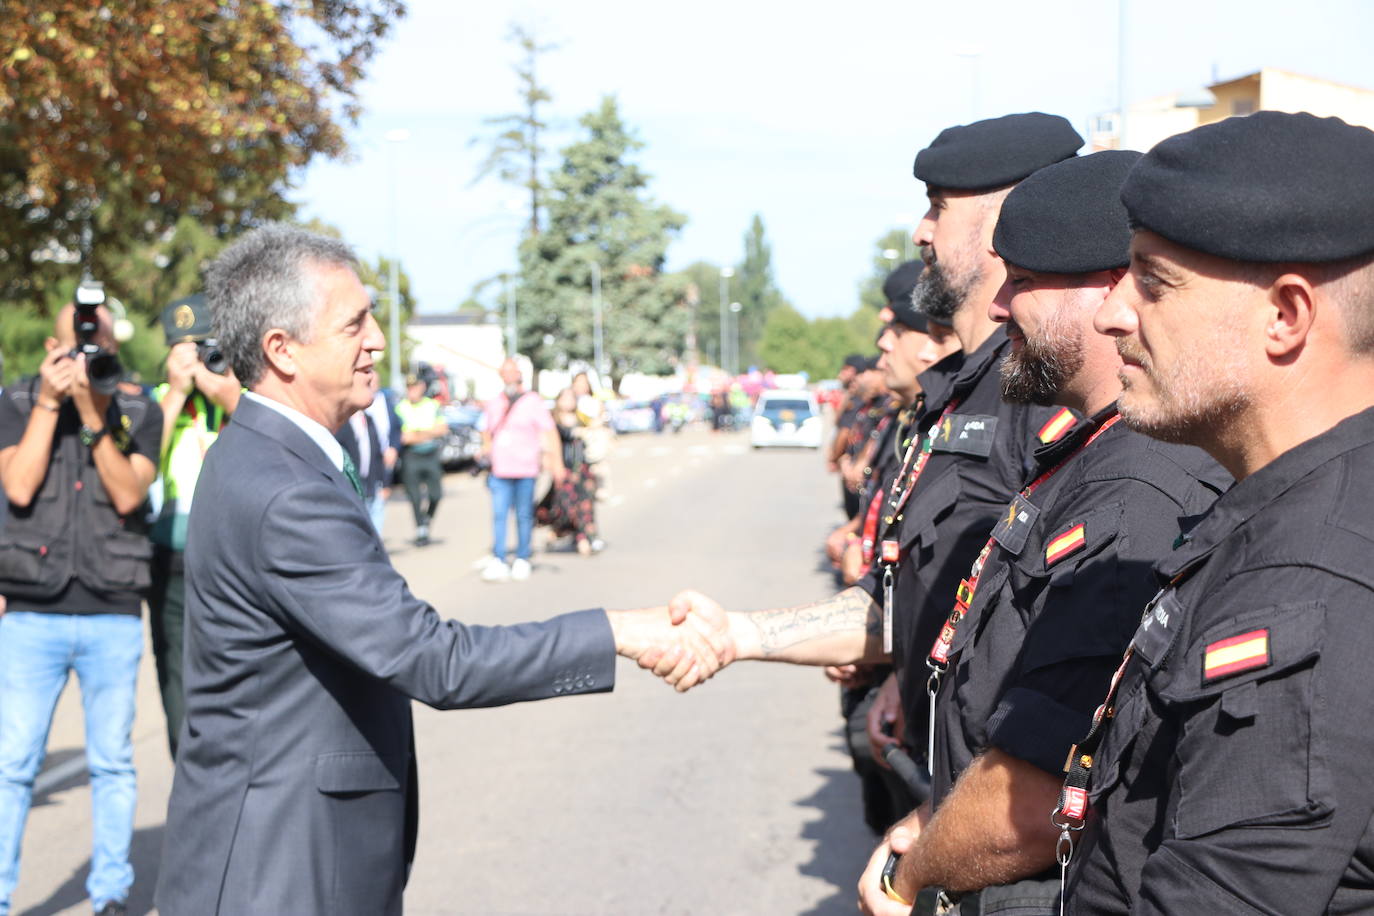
[79,424,108,447]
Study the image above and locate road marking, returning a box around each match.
[723,444,748,455]
[648,446,671,457]
[687,445,711,456]
[644,478,659,489]
[618,448,637,458]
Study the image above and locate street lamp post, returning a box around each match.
[384,128,410,392]
[718,266,734,376]
[729,301,742,376]
[590,260,604,384]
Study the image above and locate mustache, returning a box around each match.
[1115,338,1150,367]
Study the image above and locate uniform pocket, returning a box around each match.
[1157,601,1331,839]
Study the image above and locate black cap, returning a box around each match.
[913,112,1084,191]
[1122,111,1374,263]
[864,355,883,371]
[843,353,867,372]
[161,294,213,345]
[993,150,1142,274]
[882,261,930,332]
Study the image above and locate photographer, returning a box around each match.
[0,297,162,916]
[149,294,240,759]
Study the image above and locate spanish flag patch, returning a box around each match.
[1045,523,1086,566]
[1203,629,1270,682]
[1037,407,1076,444]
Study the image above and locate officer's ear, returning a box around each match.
[1264,272,1318,360]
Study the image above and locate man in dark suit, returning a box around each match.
[155,224,719,915]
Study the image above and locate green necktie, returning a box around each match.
[341,450,365,499]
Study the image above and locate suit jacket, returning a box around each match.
[156,397,615,915]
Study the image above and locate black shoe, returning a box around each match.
[95,902,128,916]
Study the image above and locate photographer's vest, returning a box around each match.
[0,378,154,600]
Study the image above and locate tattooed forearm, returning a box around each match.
[744,587,882,658]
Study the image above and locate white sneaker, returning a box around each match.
[481,559,510,582]
[510,558,532,581]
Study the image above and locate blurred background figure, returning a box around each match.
[538,388,605,556]
[479,358,564,582]
[395,374,447,546]
[571,370,614,498]
[335,374,392,536]
[150,294,241,760]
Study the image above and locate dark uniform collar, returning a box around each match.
[1030,401,1120,469]
[916,348,966,410]
[1159,405,1374,579]
[948,325,1011,399]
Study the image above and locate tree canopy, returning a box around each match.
[516,96,688,385]
[0,1,404,312]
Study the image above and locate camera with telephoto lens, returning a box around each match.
[195,338,229,375]
[71,279,123,395]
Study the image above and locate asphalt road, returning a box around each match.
[11,424,877,915]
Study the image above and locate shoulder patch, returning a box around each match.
[1203,629,1270,682]
[1045,522,1086,566]
[1037,407,1076,444]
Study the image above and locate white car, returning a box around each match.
[751,390,823,449]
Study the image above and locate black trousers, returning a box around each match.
[401,449,443,526]
[148,545,186,759]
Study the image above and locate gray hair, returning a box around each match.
[207,223,358,385]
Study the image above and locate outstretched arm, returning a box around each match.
[669,586,889,670]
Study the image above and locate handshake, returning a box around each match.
[606,590,752,691]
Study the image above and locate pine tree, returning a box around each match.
[471,22,555,237]
[516,96,687,387]
[733,214,787,368]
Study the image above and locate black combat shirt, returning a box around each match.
[1067,407,1374,915]
[858,327,1071,737]
[929,406,1228,808]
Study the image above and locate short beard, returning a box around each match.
[1000,320,1084,405]
[1114,338,1250,444]
[914,258,981,323]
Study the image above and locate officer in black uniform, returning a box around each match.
[1055,112,1374,914]
[858,113,1086,778]
[860,152,1230,914]
[838,261,963,834]
[667,112,1085,809]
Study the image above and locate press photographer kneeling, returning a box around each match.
[0,286,163,916]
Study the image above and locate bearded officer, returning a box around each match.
[858,151,1230,914]
[1054,112,1374,914]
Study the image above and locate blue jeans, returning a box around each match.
[0,612,142,912]
[489,475,536,562]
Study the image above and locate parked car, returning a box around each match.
[440,404,484,470]
[609,400,658,434]
[750,389,823,449]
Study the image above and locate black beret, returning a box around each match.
[842,353,867,371]
[162,293,213,344]
[1122,111,1374,263]
[993,150,1142,274]
[913,112,1084,191]
[882,260,929,332]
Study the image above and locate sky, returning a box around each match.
[293,0,1374,319]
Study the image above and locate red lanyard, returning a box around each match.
[876,399,963,564]
[928,413,1123,671]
